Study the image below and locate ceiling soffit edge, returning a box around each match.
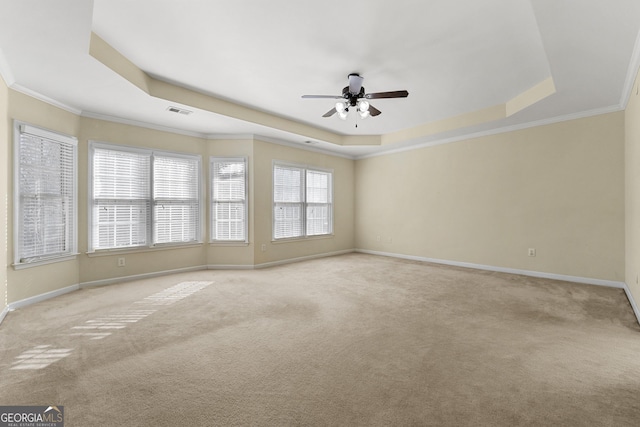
[89,32,345,147]
[362,104,623,161]
[620,29,640,109]
[89,33,558,150]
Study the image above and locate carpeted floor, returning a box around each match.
[1,253,639,426]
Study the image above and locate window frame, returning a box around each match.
[272,161,333,241]
[88,141,203,253]
[13,121,78,268]
[210,156,249,244]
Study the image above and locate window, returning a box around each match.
[14,122,77,266]
[211,157,247,242]
[90,142,201,251]
[273,162,332,240]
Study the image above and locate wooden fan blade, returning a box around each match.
[348,73,364,95]
[365,90,409,99]
[322,107,337,117]
[302,95,343,99]
[368,104,382,116]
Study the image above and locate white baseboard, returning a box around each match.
[208,264,256,270]
[80,265,207,288]
[622,284,640,326]
[0,283,80,326]
[356,249,626,289]
[0,305,9,325]
[8,284,81,311]
[0,265,208,326]
[253,249,355,270]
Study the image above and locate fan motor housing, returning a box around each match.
[342,86,365,106]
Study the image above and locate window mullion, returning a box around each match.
[301,169,307,237]
[150,154,156,247]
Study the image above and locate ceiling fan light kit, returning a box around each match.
[302,73,409,121]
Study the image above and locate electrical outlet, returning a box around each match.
[376,236,381,242]
[528,248,536,257]
[117,257,126,267]
[261,244,266,252]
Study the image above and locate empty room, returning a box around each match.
[2,0,640,425]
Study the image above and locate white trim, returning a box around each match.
[19,123,77,145]
[623,284,640,327]
[356,249,626,289]
[209,133,355,160]
[0,306,9,326]
[272,161,334,241]
[251,135,355,160]
[620,28,640,109]
[10,84,81,115]
[86,242,203,257]
[208,264,256,270]
[14,121,79,267]
[210,156,249,243]
[6,284,80,312]
[208,133,257,140]
[88,141,203,251]
[81,111,208,139]
[357,104,624,160]
[79,265,207,288]
[253,249,354,269]
[12,254,78,270]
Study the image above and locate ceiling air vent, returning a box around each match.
[167,106,193,115]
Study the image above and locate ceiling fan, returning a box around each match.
[302,73,409,120]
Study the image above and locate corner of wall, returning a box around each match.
[625,63,640,327]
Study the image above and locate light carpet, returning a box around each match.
[1,253,639,426]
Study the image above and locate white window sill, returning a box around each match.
[86,242,203,257]
[13,254,79,270]
[272,234,334,244]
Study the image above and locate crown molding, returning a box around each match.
[208,133,356,160]
[10,84,82,115]
[207,133,257,140]
[81,110,209,139]
[356,104,623,160]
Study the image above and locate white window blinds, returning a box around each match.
[273,163,332,240]
[306,170,332,236]
[211,158,247,242]
[154,155,200,244]
[92,147,150,250]
[274,164,304,239]
[90,143,201,251]
[15,123,77,265]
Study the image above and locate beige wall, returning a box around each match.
[0,76,8,312]
[626,68,640,303]
[3,78,634,306]
[356,112,625,282]
[77,117,208,284]
[252,139,355,266]
[206,138,356,267]
[3,89,355,302]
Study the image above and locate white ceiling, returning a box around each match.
[1,0,639,158]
